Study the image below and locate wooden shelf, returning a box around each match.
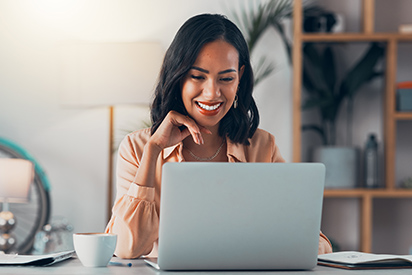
[292,0,412,253]
[394,112,412,120]
[302,33,412,42]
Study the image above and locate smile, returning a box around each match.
[196,102,222,111]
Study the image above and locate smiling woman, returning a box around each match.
[150,13,258,147]
[104,13,332,259]
[181,40,243,130]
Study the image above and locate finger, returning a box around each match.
[199,126,212,135]
[186,126,203,145]
[181,127,203,145]
[182,117,205,145]
[178,127,191,141]
[170,113,203,144]
[183,118,208,145]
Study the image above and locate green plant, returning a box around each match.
[302,42,385,145]
[228,0,323,86]
[227,0,294,86]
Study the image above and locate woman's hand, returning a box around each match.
[149,111,211,150]
[134,111,211,188]
[318,235,333,255]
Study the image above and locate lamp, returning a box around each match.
[0,158,34,253]
[59,42,163,221]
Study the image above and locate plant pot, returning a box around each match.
[312,146,359,189]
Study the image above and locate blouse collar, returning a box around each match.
[162,136,247,163]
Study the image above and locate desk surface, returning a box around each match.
[2,257,412,274]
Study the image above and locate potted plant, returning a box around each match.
[302,42,385,188]
[231,1,385,188]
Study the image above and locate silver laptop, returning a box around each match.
[145,162,325,270]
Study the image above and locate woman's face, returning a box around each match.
[181,39,244,130]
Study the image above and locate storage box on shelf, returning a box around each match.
[396,82,412,112]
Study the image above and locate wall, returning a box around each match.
[0,0,291,234]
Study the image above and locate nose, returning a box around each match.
[203,79,221,99]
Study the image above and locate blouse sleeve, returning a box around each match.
[105,132,159,259]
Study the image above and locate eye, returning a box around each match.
[220,77,234,82]
[191,75,204,80]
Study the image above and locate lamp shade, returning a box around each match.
[59,41,164,107]
[0,159,34,203]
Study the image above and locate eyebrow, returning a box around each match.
[191,66,237,74]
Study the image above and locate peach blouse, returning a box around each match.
[105,128,332,258]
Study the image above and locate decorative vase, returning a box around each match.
[312,146,359,189]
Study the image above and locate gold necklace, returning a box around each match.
[185,139,225,161]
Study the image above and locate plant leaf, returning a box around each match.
[302,95,333,110]
[339,43,385,98]
[303,43,330,97]
[302,66,315,93]
[254,56,275,86]
[272,21,292,62]
[322,46,336,93]
[302,124,327,145]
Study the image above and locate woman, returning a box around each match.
[105,13,332,258]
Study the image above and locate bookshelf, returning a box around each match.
[292,0,412,253]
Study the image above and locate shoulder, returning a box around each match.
[246,128,276,156]
[118,128,151,157]
[245,128,284,163]
[249,128,275,145]
[125,128,151,143]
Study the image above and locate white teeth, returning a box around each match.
[197,102,221,111]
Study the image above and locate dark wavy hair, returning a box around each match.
[150,13,259,145]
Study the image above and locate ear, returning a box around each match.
[239,65,245,81]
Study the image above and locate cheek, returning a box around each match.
[225,85,238,103]
[181,81,196,107]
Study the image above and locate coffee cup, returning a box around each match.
[73,233,117,267]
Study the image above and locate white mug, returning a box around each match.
[73,233,117,267]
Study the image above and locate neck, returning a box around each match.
[185,125,221,147]
[183,126,226,161]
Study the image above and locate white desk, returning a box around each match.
[1,257,412,274]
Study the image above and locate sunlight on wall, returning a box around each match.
[3,0,163,41]
[1,0,293,233]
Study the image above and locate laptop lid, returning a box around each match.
[152,162,325,270]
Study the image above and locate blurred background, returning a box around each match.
[0,0,411,254]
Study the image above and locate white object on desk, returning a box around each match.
[73,233,117,267]
[318,251,412,269]
[0,250,74,266]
